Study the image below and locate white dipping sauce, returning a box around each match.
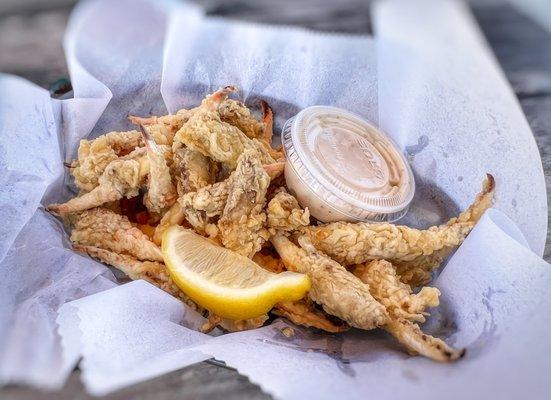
[282,106,415,223]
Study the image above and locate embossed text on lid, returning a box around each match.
[282,106,415,222]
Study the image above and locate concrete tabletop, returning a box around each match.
[1,0,550,399]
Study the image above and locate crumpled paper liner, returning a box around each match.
[57,280,210,396]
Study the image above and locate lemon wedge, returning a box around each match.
[162,226,311,320]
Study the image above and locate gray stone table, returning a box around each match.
[1,0,550,399]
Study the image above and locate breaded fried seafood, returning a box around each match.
[48,86,494,362]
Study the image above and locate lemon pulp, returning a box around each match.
[162,226,310,320]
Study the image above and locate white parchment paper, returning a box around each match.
[57,280,210,396]
[0,76,117,389]
[375,0,547,251]
[1,0,550,397]
[161,7,378,128]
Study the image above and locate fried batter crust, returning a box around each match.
[129,108,194,145]
[273,300,350,333]
[267,190,310,233]
[178,179,231,234]
[353,260,462,362]
[301,175,495,267]
[152,203,185,245]
[252,249,349,333]
[71,130,143,192]
[70,207,163,262]
[73,244,201,313]
[394,248,450,287]
[271,234,389,330]
[385,319,465,362]
[48,156,149,215]
[219,99,265,139]
[153,148,218,244]
[141,127,177,214]
[175,87,275,169]
[353,260,439,323]
[219,150,271,258]
[174,147,218,196]
[49,86,489,362]
[175,159,284,236]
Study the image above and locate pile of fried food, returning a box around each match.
[47,86,495,362]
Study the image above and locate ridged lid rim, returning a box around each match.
[282,106,415,221]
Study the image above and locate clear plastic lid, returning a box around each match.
[282,106,415,222]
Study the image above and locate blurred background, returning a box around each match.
[1,0,550,87]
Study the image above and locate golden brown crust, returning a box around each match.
[48,157,148,215]
[271,234,389,330]
[175,87,275,169]
[173,147,219,197]
[385,319,465,362]
[219,98,264,139]
[218,150,271,258]
[300,175,495,267]
[72,244,202,313]
[253,248,349,333]
[153,202,186,245]
[70,207,163,262]
[353,260,440,323]
[128,109,194,145]
[71,130,144,192]
[140,126,177,214]
[178,175,233,234]
[273,300,350,333]
[267,190,310,234]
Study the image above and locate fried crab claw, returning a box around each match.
[174,86,276,170]
[271,233,389,330]
[396,173,495,286]
[385,319,466,362]
[252,250,349,333]
[139,125,177,214]
[47,153,149,215]
[152,159,286,245]
[353,260,440,323]
[128,108,194,146]
[218,150,271,258]
[69,130,144,192]
[173,148,219,196]
[217,95,273,141]
[300,174,495,287]
[267,189,310,233]
[351,259,463,362]
[73,243,201,313]
[70,207,163,262]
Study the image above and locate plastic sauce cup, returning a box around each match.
[281,106,415,223]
